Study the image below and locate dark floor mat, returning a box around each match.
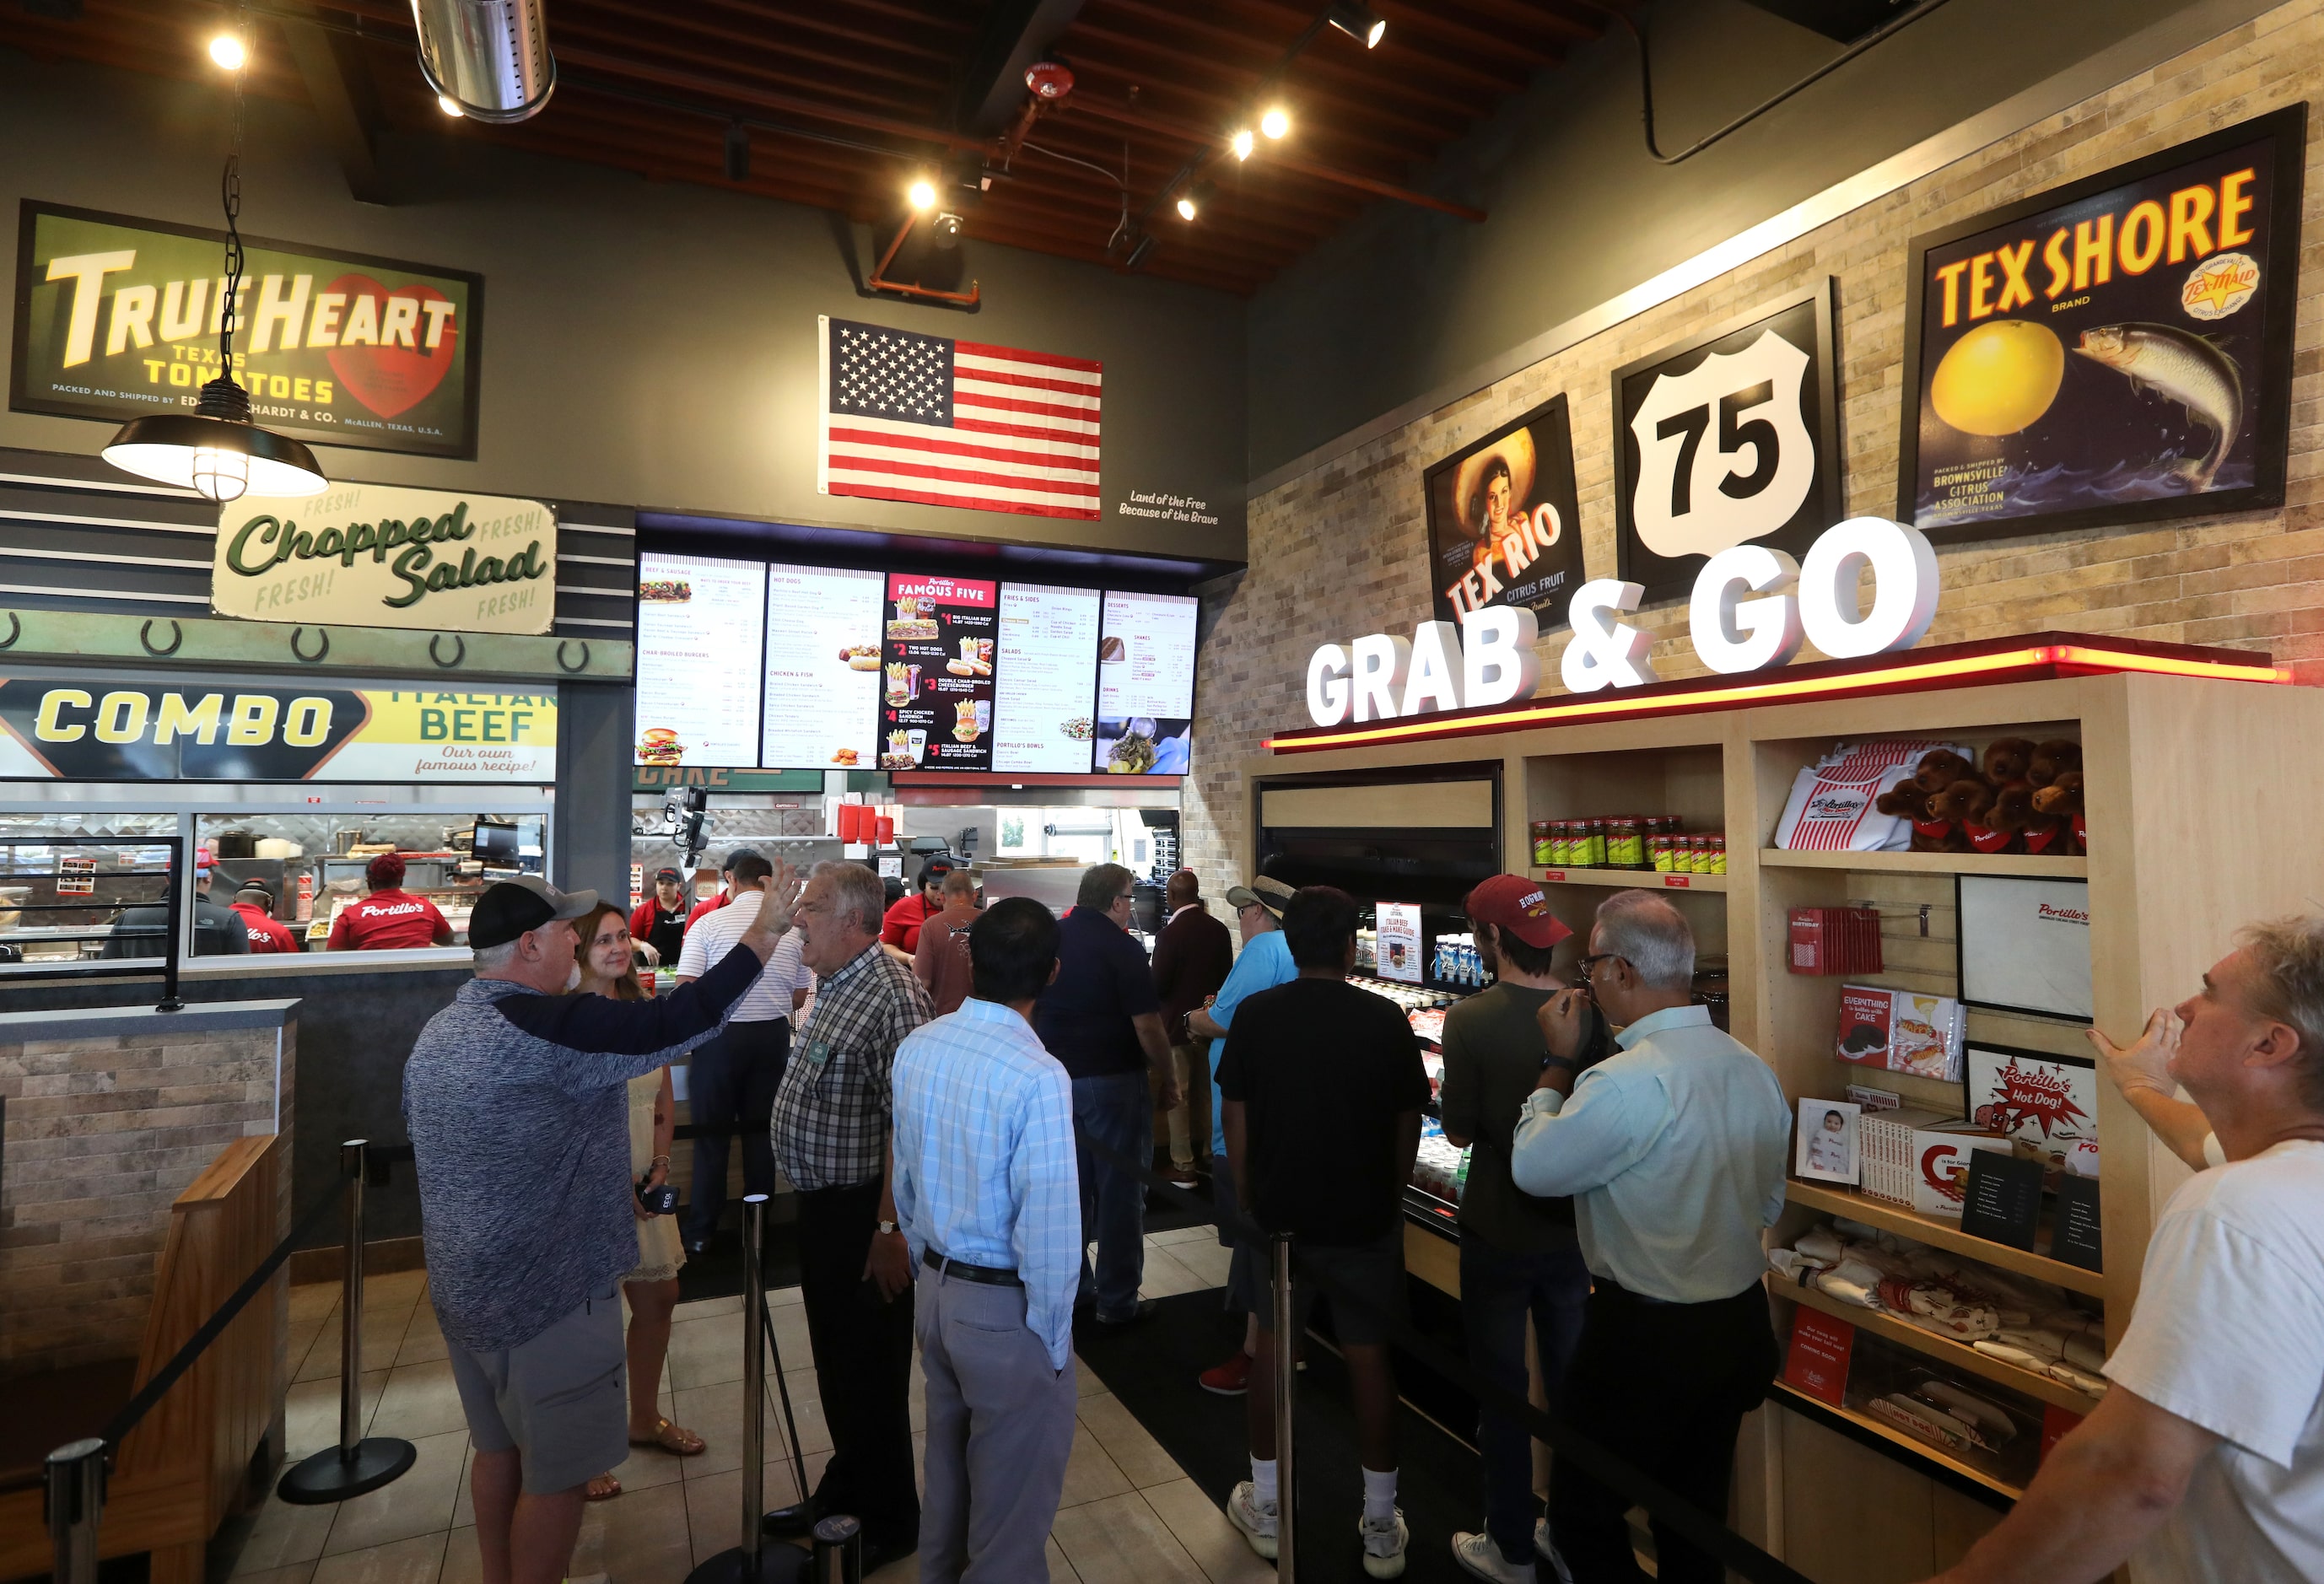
[1075,1291,1492,1583]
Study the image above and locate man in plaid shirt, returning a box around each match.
[765,861,931,1571]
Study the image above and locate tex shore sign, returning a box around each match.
[11,201,483,460]
[214,482,556,636]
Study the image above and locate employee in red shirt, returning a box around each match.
[683,847,763,931]
[880,856,953,956]
[230,881,299,954]
[326,853,454,950]
[628,867,690,966]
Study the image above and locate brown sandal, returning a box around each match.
[628,1416,706,1456]
[585,1474,623,1501]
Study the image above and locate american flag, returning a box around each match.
[817,315,1103,522]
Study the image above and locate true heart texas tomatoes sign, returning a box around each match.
[10,201,482,460]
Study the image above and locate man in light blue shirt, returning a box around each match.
[892,897,1080,1584]
[1186,875,1299,1395]
[1509,890,1788,1584]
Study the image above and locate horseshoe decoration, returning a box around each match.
[139,617,184,656]
[556,638,591,674]
[429,633,466,669]
[291,627,330,663]
[0,612,20,650]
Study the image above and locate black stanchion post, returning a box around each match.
[687,1194,806,1584]
[158,834,183,1012]
[45,1436,104,1584]
[278,1140,418,1503]
[1271,1232,1298,1583]
[810,1515,862,1583]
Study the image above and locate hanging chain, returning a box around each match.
[218,8,247,380]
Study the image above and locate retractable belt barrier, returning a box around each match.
[1081,1134,1815,1584]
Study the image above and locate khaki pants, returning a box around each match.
[1152,1039,1208,1175]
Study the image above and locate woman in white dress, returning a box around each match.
[574,902,706,1499]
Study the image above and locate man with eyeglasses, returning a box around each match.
[1507,890,1790,1584]
[1034,862,1181,1327]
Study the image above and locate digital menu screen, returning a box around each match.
[880,574,997,772]
[992,583,1102,774]
[763,563,884,771]
[1092,591,1197,775]
[636,552,766,768]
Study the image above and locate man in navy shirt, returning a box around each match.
[1034,863,1180,1325]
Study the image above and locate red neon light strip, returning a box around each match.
[1264,643,2290,753]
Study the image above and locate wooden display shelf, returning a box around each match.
[1769,1382,2025,1502]
[1760,849,2089,877]
[1785,1179,2106,1298]
[1769,1279,2101,1413]
[1529,865,1729,892]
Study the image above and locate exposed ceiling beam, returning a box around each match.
[949,0,1087,135]
[277,8,391,204]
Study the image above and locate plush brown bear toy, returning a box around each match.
[2032,771,2087,855]
[1933,778,2011,854]
[1982,737,2038,787]
[2029,739,2084,789]
[1988,783,2068,857]
[1877,779,1953,852]
[1912,749,1977,795]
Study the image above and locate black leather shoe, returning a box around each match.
[760,1500,816,1538]
[1094,1298,1157,1327]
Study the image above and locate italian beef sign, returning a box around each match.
[214,483,556,635]
[11,201,481,459]
[0,681,555,783]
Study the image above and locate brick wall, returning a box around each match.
[0,1021,291,1377]
[1186,2,2324,894]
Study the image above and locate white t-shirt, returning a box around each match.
[674,891,812,1023]
[2104,1140,2324,1584]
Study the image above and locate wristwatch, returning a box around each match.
[876,1220,900,1236]
[1542,1053,1579,1073]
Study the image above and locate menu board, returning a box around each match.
[1092,591,1197,775]
[992,583,1102,774]
[881,574,997,771]
[635,552,765,769]
[763,563,885,770]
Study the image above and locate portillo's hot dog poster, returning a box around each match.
[0,677,554,783]
[11,202,483,460]
[1421,394,1587,628]
[1899,106,2305,543]
[880,574,996,772]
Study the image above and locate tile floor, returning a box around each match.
[230,1225,1264,1584]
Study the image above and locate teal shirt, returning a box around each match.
[1206,929,1297,1160]
[1508,1004,1789,1303]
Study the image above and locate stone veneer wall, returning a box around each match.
[0,1019,292,1377]
[1186,2,2324,895]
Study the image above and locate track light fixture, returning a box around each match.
[208,32,246,70]
[1231,127,1254,161]
[908,176,938,212]
[1260,105,1290,139]
[1326,2,1386,48]
[1124,233,1157,269]
[1175,180,1214,223]
[931,211,964,248]
[437,93,464,116]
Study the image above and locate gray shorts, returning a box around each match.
[1261,1226,1409,1348]
[443,1286,628,1494]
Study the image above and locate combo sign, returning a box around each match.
[1304,515,1940,727]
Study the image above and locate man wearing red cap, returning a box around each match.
[1442,876,1595,1584]
[327,853,456,950]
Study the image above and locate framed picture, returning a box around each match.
[1796,1098,1861,1185]
[1610,278,1841,606]
[1965,1042,2098,1162]
[1423,393,1588,631]
[1898,105,2305,545]
[1955,876,2094,1021]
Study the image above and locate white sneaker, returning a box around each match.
[1360,1507,1410,1579]
[1227,1480,1279,1560]
[1534,1517,1575,1584]
[1453,1529,1536,1582]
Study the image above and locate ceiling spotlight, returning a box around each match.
[908,176,938,212]
[1174,181,1214,223]
[1326,2,1385,48]
[1230,127,1254,161]
[1124,233,1157,270]
[437,94,464,116]
[931,211,963,248]
[208,32,246,70]
[1260,105,1290,139]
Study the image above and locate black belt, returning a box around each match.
[923,1247,1022,1286]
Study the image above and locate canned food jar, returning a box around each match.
[1708,834,1728,875]
[1530,820,1556,867]
[1674,836,1699,873]
[1651,835,1674,872]
[1578,819,1603,867]
[1606,816,1645,869]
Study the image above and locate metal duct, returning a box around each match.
[411,0,556,123]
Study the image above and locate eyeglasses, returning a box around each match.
[1113,891,1135,904]
[1573,951,1629,989]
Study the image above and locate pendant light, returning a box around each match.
[103,37,326,504]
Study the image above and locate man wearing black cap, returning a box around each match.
[628,867,689,967]
[403,870,799,1584]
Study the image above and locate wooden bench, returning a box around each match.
[0,1134,283,1583]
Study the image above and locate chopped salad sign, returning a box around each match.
[11,201,483,459]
